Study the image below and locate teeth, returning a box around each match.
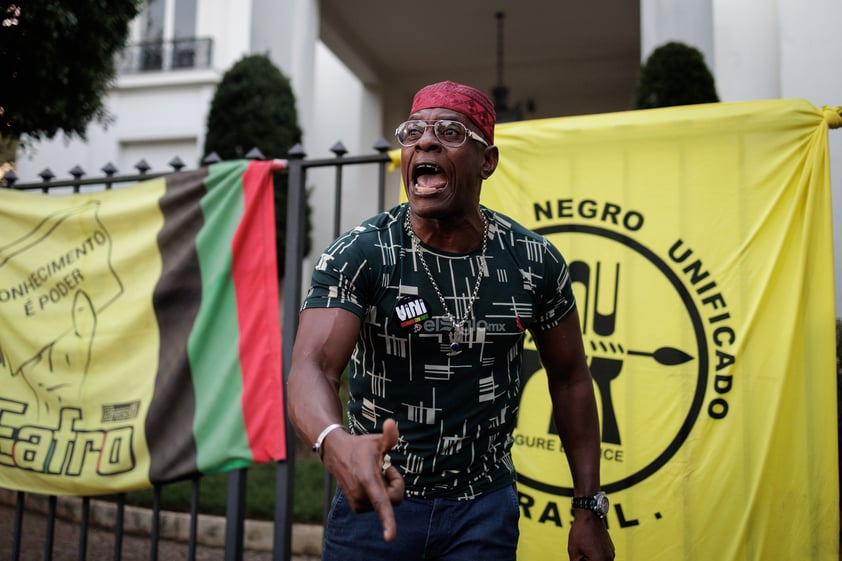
[416,164,439,174]
[414,183,438,194]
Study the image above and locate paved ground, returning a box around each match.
[0,499,320,561]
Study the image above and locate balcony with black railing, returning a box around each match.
[116,37,213,74]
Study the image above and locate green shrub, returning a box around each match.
[631,41,720,109]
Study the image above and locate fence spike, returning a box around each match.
[245,147,265,160]
[203,152,222,164]
[288,143,306,159]
[330,141,348,157]
[69,165,86,179]
[39,168,55,182]
[169,156,185,171]
[3,169,18,187]
[101,162,118,176]
[373,138,391,153]
[134,159,151,174]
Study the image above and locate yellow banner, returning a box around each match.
[391,99,839,559]
[474,99,838,561]
[0,180,166,494]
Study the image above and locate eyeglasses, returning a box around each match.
[395,120,489,148]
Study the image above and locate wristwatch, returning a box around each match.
[571,491,609,518]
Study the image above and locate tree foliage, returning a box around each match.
[203,54,309,278]
[0,1,141,142]
[632,41,720,109]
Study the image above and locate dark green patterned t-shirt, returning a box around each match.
[302,203,575,499]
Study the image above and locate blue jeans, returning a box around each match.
[321,484,520,561]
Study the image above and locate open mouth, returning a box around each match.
[412,163,447,194]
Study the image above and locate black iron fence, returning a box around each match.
[1,140,393,561]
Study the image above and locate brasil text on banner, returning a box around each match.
[0,160,286,496]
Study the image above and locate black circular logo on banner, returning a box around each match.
[514,224,709,495]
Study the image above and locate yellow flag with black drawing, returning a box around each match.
[479,99,839,561]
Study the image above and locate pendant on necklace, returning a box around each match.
[449,326,462,352]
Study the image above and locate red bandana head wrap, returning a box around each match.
[409,80,496,144]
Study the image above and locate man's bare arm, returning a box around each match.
[287,308,404,541]
[532,309,614,560]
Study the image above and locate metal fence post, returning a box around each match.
[224,469,247,561]
[275,143,307,561]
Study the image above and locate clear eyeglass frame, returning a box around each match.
[395,119,489,148]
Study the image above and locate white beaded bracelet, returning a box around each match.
[312,423,346,459]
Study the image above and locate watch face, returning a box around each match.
[572,492,609,517]
[594,492,610,515]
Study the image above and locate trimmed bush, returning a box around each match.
[632,41,720,109]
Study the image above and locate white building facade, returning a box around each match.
[14,0,842,307]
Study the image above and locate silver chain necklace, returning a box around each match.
[404,208,489,353]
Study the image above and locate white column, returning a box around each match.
[711,0,780,101]
[777,0,840,102]
[640,0,715,65]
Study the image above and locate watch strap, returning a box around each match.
[571,491,608,517]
